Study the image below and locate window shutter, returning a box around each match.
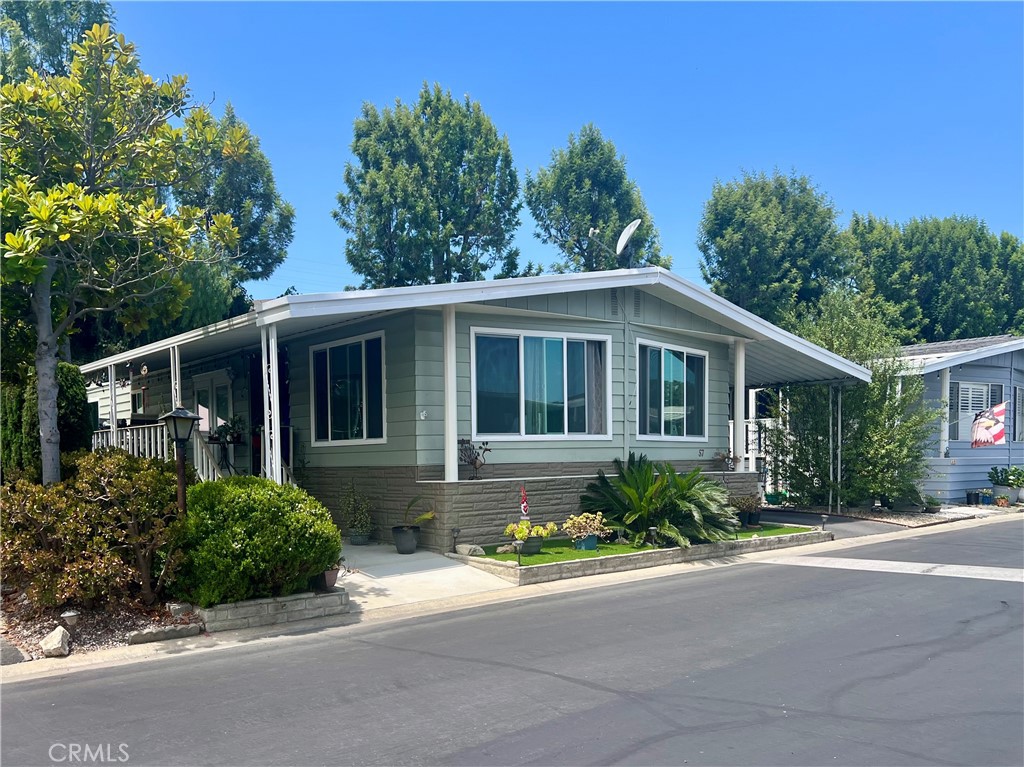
[948,381,959,441]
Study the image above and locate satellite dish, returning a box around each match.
[616,218,642,256]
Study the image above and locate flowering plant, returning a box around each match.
[561,512,611,542]
[520,485,529,517]
[503,520,558,541]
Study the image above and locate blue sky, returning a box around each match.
[111,1,1024,299]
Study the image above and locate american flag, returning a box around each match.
[520,485,529,517]
[971,401,1007,448]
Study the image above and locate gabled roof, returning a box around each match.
[898,334,1024,375]
[82,267,871,387]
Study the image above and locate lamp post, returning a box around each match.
[161,407,201,513]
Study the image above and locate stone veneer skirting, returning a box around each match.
[448,531,833,585]
[197,588,351,633]
[299,462,761,553]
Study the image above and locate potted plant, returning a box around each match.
[212,415,246,445]
[562,512,611,551]
[980,488,993,505]
[311,554,343,591]
[392,495,435,555]
[988,466,1013,498]
[341,482,374,545]
[713,450,735,472]
[995,494,1011,508]
[503,520,558,555]
[1008,466,1024,503]
[923,495,942,513]
[731,495,760,527]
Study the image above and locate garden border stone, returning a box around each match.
[197,588,351,634]
[446,531,833,586]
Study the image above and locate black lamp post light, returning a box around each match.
[161,407,201,514]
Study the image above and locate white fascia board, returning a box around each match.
[916,338,1024,376]
[79,312,259,374]
[650,270,873,383]
[253,269,662,326]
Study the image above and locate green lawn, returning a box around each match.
[481,524,812,565]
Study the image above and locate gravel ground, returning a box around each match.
[0,591,201,661]
[765,502,1022,527]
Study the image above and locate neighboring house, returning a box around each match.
[82,268,870,550]
[898,335,1024,502]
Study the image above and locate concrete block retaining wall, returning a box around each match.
[197,589,351,633]
[449,531,833,586]
[299,461,759,553]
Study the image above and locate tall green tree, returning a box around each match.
[524,124,664,272]
[74,103,295,362]
[850,215,1021,343]
[1,24,239,484]
[0,0,111,81]
[698,170,848,328]
[763,288,936,506]
[335,83,522,288]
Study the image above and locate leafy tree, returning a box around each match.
[0,0,111,81]
[853,215,1021,343]
[698,170,848,328]
[0,24,239,484]
[525,124,664,272]
[335,82,522,288]
[763,288,936,506]
[74,104,292,362]
[175,103,294,283]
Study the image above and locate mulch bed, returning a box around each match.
[0,590,201,661]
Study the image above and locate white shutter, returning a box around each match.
[957,383,989,440]
[1016,387,1024,442]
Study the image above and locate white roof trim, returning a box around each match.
[82,267,871,385]
[80,312,258,374]
[900,337,1024,376]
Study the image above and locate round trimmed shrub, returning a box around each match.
[171,477,341,608]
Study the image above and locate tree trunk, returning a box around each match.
[30,262,61,485]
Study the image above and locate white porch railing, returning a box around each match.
[91,424,170,460]
[191,433,224,483]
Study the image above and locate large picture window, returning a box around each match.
[637,340,707,440]
[311,333,384,444]
[472,329,610,438]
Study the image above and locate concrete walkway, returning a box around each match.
[338,542,514,612]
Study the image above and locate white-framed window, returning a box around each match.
[1015,386,1023,442]
[310,332,385,445]
[637,338,708,441]
[948,381,1002,441]
[470,328,611,440]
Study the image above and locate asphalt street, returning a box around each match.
[2,518,1021,767]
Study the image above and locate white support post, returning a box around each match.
[260,326,273,481]
[443,304,458,482]
[828,385,834,514]
[107,363,117,444]
[268,323,282,485]
[169,345,181,406]
[837,386,843,513]
[939,367,950,458]
[732,339,746,472]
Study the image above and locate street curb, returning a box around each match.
[3,513,1019,684]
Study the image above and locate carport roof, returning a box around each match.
[81,267,870,387]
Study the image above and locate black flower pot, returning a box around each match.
[737,510,750,527]
[965,491,980,506]
[748,510,761,526]
[392,525,419,555]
